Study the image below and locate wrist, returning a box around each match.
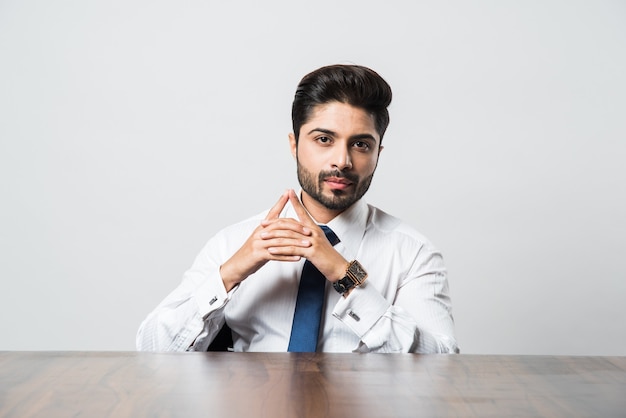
[332,260,368,295]
[330,257,349,282]
[219,262,243,292]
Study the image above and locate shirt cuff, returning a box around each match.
[332,281,390,340]
[194,273,237,320]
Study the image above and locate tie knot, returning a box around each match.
[319,225,340,246]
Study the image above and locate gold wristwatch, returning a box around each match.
[333,260,368,294]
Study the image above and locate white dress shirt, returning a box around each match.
[136,197,459,353]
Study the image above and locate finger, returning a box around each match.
[267,254,301,262]
[260,222,311,239]
[287,189,316,226]
[264,190,289,221]
[263,236,312,249]
[267,243,310,256]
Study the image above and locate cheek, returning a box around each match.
[297,148,326,170]
[296,154,315,172]
[355,155,379,174]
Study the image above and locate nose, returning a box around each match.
[331,146,352,171]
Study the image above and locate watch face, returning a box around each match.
[348,261,367,283]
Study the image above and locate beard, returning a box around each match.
[296,161,375,211]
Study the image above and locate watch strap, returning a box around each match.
[333,260,367,294]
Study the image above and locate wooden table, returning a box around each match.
[1,352,625,417]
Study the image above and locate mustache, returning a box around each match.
[318,170,359,184]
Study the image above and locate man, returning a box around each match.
[136,64,459,353]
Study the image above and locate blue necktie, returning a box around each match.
[287,225,340,352]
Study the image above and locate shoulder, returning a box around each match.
[364,204,446,278]
[365,204,441,254]
[213,209,267,240]
[189,209,268,268]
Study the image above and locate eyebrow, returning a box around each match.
[307,128,378,143]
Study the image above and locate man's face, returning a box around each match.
[289,101,383,215]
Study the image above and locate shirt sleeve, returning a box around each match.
[135,233,238,352]
[331,244,459,354]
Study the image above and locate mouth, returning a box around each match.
[324,176,353,190]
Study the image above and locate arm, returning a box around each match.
[282,191,457,353]
[332,246,459,354]
[136,191,314,351]
[135,237,233,352]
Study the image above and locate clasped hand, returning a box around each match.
[220,189,347,292]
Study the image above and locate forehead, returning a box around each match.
[302,102,378,139]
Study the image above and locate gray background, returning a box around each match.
[1,0,625,355]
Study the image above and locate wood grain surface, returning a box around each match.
[1,352,625,417]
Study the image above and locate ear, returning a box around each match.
[378,144,384,156]
[288,133,297,159]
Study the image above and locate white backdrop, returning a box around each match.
[1,0,625,355]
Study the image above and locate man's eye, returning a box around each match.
[353,141,370,150]
[317,136,331,144]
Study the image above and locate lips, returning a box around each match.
[324,176,353,190]
[325,177,351,185]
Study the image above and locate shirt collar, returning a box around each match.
[283,191,369,261]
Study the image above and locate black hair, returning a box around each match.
[291,64,392,143]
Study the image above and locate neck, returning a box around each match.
[300,192,343,224]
